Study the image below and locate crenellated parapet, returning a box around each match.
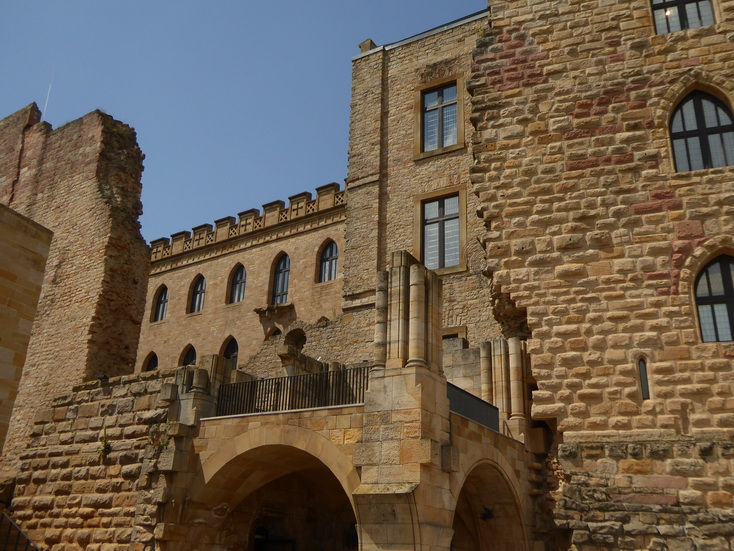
[149,183,345,263]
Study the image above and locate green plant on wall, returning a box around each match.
[99,425,112,459]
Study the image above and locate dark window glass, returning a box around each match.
[638,358,651,400]
[272,254,290,304]
[190,276,206,313]
[422,83,458,152]
[671,92,734,172]
[182,346,197,366]
[229,265,246,304]
[652,0,714,34]
[319,241,338,282]
[422,195,460,270]
[695,255,734,342]
[145,353,158,372]
[153,286,168,322]
[223,338,239,370]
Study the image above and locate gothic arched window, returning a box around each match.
[223,338,239,370]
[695,255,734,342]
[144,353,158,372]
[229,265,246,304]
[181,345,197,366]
[189,276,206,313]
[671,91,734,172]
[319,241,338,282]
[272,254,290,305]
[153,286,168,322]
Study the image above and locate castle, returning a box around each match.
[0,1,732,549]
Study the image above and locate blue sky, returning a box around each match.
[2,1,485,242]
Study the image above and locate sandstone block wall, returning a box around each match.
[347,12,506,346]
[0,104,148,474]
[138,187,348,372]
[0,205,51,455]
[12,369,178,551]
[469,0,734,546]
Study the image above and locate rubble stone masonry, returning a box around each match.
[469,0,734,548]
[0,104,149,475]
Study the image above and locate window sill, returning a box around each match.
[186,311,204,318]
[315,277,340,286]
[413,142,465,161]
[149,319,167,326]
[433,264,467,276]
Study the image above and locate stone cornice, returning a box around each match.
[150,185,345,273]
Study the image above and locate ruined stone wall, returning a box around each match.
[0,104,148,474]
[347,13,505,347]
[0,205,52,455]
[469,0,734,547]
[12,369,178,551]
[138,189,348,372]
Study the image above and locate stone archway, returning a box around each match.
[451,461,528,551]
[167,426,361,550]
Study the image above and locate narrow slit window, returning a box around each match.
[638,357,651,400]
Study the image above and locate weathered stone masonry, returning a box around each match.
[0,104,149,477]
[469,0,734,548]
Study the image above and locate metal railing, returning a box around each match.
[216,366,370,417]
[447,382,499,432]
[0,510,37,551]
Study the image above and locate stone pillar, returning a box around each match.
[386,251,411,368]
[491,338,511,424]
[507,337,527,440]
[374,270,388,366]
[407,263,427,368]
[480,341,492,403]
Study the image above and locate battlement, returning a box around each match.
[150,182,345,261]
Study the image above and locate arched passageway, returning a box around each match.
[451,461,528,551]
[179,443,358,551]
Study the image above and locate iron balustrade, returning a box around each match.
[0,510,38,551]
[447,382,499,432]
[216,366,370,417]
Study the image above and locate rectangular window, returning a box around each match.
[422,195,460,270]
[651,0,714,34]
[414,78,464,159]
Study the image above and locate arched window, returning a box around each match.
[144,353,158,372]
[181,346,197,366]
[272,254,290,305]
[223,338,239,370]
[153,286,168,322]
[671,91,734,172]
[652,0,714,34]
[695,255,734,342]
[229,265,246,304]
[189,276,206,313]
[319,241,338,282]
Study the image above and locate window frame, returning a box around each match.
[228,264,246,304]
[318,240,339,283]
[670,91,734,172]
[272,254,291,305]
[181,345,197,366]
[413,185,467,275]
[189,275,206,314]
[152,285,168,322]
[144,352,158,372]
[651,0,715,34]
[694,255,734,343]
[222,337,239,370]
[414,77,465,160]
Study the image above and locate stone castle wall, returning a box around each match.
[0,205,52,455]
[12,369,178,550]
[469,0,734,547]
[346,13,505,347]
[139,187,347,372]
[0,105,148,474]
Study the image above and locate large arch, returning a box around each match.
[450,457,530,551]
